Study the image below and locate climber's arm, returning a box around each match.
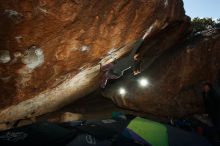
[142,30,149,40]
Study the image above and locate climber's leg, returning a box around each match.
[100,72,110,88]
[133,54,141,75]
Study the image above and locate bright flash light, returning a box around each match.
[119,87,126,95]
[138,78,149,87]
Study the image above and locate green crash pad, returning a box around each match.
[127,117,169,146]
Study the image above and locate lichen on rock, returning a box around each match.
[4,9,23,24]
[21,46,44,70]
[0,50,11,63]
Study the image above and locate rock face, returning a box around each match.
[0,0,190,123]
[103,29,220,117]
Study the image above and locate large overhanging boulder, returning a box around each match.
[103,29,220,117]
[0,0,190,123]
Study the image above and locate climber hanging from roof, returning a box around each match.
[100,31,149,88]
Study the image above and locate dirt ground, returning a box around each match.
[0,90,170,131]
[37,90,168,123]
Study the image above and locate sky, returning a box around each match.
[183,0,220,19]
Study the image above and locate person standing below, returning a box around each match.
[202,82,220,134]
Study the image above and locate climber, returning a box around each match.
[99,31,148,88]
[99,53,141,89]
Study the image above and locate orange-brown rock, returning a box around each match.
[103,29,220,117]
[0,0,190,123]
